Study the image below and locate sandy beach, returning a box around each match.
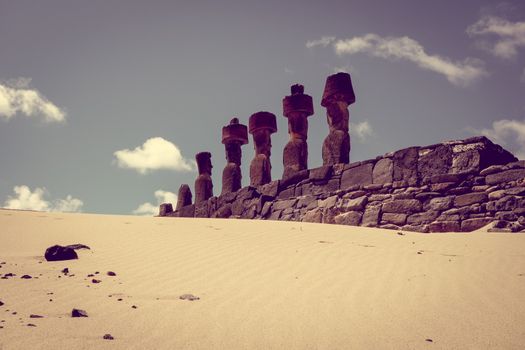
[1,208,524,349]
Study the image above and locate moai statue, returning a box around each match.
[282,84,314,178]
[321,72,356,165]
[194,152,213,204]
[221,118,248,194]
[175,184,192,210]
[249,111,277,186]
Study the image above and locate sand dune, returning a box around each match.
[1,209,524,349]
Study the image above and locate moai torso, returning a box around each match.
[249,112,277,186]
[282,84,314,178]
[321,72,356,165]
[176,184,192,210]
[221,118,248,194]
[194,152,213,204]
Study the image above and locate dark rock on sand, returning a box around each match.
[91,279,101,284]
[65,244,90,250]
[44,245,78,262]
[29,314,44,318]
[179,294,200,301]
[103,334,114,340]
[71,308,88,317]
[21,275,32,279]
[107,271,116,276]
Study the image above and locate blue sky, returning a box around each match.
[1,0,524,215]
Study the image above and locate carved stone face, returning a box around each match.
[253,129,272,157]
[197,156,212,175]
[287,112,308,140]
[326,100,349,132]
[225,142,242,164]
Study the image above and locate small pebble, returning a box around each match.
[107,271,116,276]
[425,338,433,342]
[103,333,114,340]
[179,294,200,301]
[29,314,44,318]
[91,279,101,284]
[21,275,32,279]
[131,305,137,309]
[61,268,69,275]
[27,323,37,327]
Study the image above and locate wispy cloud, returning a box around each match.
[133,190,178,216]
[333,34,487,86]
[306,36,336,49]
[467,16,525,59]
[114,137,195,174]
[350,120,373,142]
[2,185,83,212]
[0,78,66,122]
[471,119,525,159]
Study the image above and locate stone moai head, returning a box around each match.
[195,151,213,204]
[222,117,248,165]
[196,151,212,176]
[176,184,192,210]
[249,111,277,157]
[249,111,277,186]
[282,84,314,139]
[321,72,355,132]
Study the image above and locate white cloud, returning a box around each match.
[114,137,195,174]
[0,78,66,122]
[333,34,488,86]
[467,16,525,59]
[351,120,373,142]
[2,185,83,212]
[306,36,336,49]
[474,119,525,159]
[133,190,178,216]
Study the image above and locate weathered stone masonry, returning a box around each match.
[159,72,525,233]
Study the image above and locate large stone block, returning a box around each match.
[451,136,517,174]
[461,218,493,232]
[429,221,461,232]
[393,147,419,186]
[309,165,333,182]
[407,211,439,225]
[341,195,368,211]
[454,192,487,207]
[418,145,452,179]
[485,169,525,185]
[382,213,407,225]
[302,209,323,223]
[341,163,373,189]
[372,158,393,184]
[334,211,362,226]
[382,199,422,214]
[362,205,381,227]
[425,196,454,211]
[273,199,298,211]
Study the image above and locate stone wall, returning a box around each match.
[162,136,525,233]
